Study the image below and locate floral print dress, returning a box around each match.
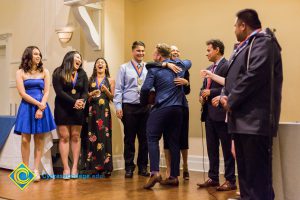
[82,77,113,174]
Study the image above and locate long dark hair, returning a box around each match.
[54,51,82,83]
[19,46,43,73]
[89,58,111,84]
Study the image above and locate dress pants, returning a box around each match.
[122,103,149,171]
[205,117,236,183]
[234,133,274,200]
[147,106,183,177]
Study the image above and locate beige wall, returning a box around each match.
[103,0,125,155]
[125,0,300,137]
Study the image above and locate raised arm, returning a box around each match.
[201,69,225,86]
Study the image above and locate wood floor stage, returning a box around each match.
[0,168,238,200]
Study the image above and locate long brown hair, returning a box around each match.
[89,58,110,84]
[54,51,82,83]
[19,46,43,73]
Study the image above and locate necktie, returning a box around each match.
[206,64,217,89]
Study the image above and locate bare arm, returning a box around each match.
[41,68,50,105]
[201,69,225,86]
[101,78,115,101]
[16,70,45,110]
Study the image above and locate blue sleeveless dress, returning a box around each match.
[14,79,56,134]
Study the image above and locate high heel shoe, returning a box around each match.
[33,169,41,182]
[71,169,78,179]
[63,170,71,180]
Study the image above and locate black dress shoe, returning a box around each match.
[125,170,134,178]
[138,169,150,177]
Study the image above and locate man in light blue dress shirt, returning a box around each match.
[113,41,150,178]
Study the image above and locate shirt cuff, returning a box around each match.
[115,102,122,110]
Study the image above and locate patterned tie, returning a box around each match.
[206,64,217,89]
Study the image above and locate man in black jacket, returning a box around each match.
[219,9,283,200]
[198,39,236,191]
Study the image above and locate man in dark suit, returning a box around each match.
[218,9,283,200]
[198,39,236,191]
[140,43,190,189]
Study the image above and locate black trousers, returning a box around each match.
[122,103,149,171]
[147,106,183,177]
[164,106,189,150]
[205,117,235,183]
[234,133,274,200]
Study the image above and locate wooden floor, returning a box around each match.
[0,168,239,200]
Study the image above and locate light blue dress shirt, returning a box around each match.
[113,60,148,110]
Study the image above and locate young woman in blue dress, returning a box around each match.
[14,46,56,181]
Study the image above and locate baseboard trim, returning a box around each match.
[112,154,225,174]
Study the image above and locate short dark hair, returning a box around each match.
[206,39,225,55]
[132,41,145,50]
[156,43,171,58]
[236,9,262,30]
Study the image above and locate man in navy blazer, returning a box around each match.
[141,43,190,189]
[198,39,236,191]
[219,9,283,200]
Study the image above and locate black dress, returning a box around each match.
[52,67,88,125]
[81,77,113,174]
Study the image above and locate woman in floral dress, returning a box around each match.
[82,58,115,177]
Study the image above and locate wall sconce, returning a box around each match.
[56,27,74,43]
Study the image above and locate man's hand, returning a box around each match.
[220,95,229,111]
[211,95,220,107]
[116,109,123,119]
[174,77,188,86]
[165,62,182,73]
[201,89,210,98]
[199,96,205,105]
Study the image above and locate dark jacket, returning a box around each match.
[200,58,229,122]
[226,28,283,137]
[140,59,190,111]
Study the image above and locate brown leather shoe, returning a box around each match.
[197,178,220,188]
[143,174,162,189]
[160,177,179,186]
[216,180,237,191]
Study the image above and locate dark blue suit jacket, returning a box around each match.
[140,59,191,111]
[200,58,229,122]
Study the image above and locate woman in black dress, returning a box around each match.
[81,58,115,177]
[52,51,88,179]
